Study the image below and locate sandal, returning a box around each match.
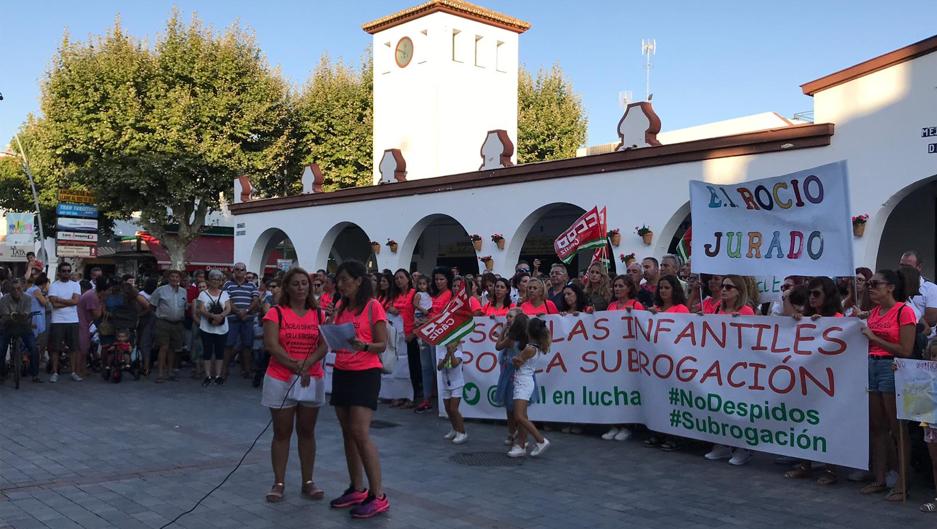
[885,488,907,502]
[266,483,285,503]
[301,480,324,500]
[784,462,811,479]
[860,482,887,495]
[816,469,838,485]
[643,436,662,448]
[660,439,680,452]
[921,499,937,512]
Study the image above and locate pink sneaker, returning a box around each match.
[350,494,390,519]
[329,486,369,509]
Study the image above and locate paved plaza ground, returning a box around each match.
[1,372,935,529]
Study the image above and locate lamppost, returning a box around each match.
[0,91,49,266]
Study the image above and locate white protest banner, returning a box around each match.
[755,275,784,304]
[458,311,868,468]
[895,358,937,423]
[690,161,854,277]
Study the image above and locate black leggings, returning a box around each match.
[201,332,226,361]
[406,337,423,400]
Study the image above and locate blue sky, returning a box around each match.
[2,1,935,149]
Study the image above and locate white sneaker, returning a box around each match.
[452,432,468,445]
[506,444,526,458]
[70,372,83,382]
[503,435,515,446]
[885,470,899,488]
[704,444,733,460]
[728,448,753,466]
[613,428,632,441]
[601,427,620,441]
[443,428,456,440]
[530,438,551,457]
[49,372,59,383]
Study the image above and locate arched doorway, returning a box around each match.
[401,214,478,276]
[510,203,588,276]
[250,227,299,279]
[317,222,377,273]
[875,178,937,278]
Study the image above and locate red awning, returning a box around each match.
[139,232,233,271]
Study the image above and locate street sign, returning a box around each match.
[57,217,98,232]
[57,189,95,204]
[0,244,31,262]
[56,244,97,258]
[56,203,98,218]
[56,231,98,243]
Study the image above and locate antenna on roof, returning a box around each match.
[641,38,656,101]
[618,90,633,110]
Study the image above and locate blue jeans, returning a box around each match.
[1,332,39,378]
[419,340,437,400]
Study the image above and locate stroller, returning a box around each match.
[100,328,140,383]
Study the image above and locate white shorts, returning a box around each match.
[261,374,325,409]
[512,374,535,401]
[442,386,464,399]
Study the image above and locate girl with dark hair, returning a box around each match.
[495,309,529,450]
[260,267,326,504]
[558,283,589,314]
[509,317,551,458]
[327,260,390,518]
[511,271,530,304]
[482,278,514,317]
[415,267,454,414]
[387,269,419,408]
[608,274,644,312]
[650,275,689,314]
[479,272,497,305]
[860,269,915,501]
[376,272,392,308]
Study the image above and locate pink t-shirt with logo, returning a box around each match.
[263,306,324,381]
[333,299,387,371]
[608,299,644,311]
[867,302,916,358]
[392,289,416,335]
[520,300,558,315]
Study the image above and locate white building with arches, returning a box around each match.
[232,1,937,280]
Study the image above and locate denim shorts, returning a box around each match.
[226,317,254,349]
[868,356,895,393]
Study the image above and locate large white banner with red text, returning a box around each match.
[690,161,854,277]
[458,312,868,469]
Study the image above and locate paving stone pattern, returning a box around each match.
[0,373,934,528]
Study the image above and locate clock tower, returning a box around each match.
[363,1,530,183]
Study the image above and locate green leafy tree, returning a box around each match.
[294,53,373,190]
[38,13,296,269]
[517,65,588,163]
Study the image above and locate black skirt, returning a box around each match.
[330,368,382,410]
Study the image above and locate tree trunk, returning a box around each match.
[142,200,208,273]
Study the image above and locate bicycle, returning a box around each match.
[3,312,32,390]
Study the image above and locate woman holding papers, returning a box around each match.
[327,260,391,519]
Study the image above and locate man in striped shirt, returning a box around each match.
[222,262,258,381]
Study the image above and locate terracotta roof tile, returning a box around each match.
[362,0,531,34]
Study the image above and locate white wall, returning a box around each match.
[371,12,518,183]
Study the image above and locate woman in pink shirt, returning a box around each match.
[387,269,419,408]
[414,267,454,413]
[861,269,915,501]
[520,278,557,316]
[714,275,755,316]
[650,275,689,314]
[261,267,327,503]
[482,278,514,317]
[327,260,390,518]
[608,274,645,312]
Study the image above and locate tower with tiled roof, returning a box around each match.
[363,1,530,183]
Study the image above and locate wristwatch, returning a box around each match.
[362,343,369,352]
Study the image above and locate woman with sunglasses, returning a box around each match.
[703,275,756,464]
[782,277,843,483]
[860,270,915,501]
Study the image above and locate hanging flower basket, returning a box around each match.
[370,241,381,254]
[620,252,636,265]
[491,233,505,250]
[386,239,398,253]
[471,234,483,251]
[608,229,621,247]
[479,255,494,271]
[852,214,868,237]
[636,225,653,246]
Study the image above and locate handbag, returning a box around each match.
[97,311,115,337]
[368,300,397,374]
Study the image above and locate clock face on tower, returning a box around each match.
[395,37,414,68]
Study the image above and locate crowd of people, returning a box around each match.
[2,247,937,517]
